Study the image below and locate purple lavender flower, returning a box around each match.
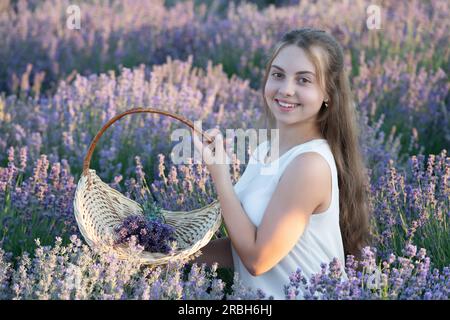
[113,215,176,254]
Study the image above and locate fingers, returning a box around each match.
[192,127,214,164]
[191,126,234,164]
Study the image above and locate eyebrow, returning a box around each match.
[271,65,315,76]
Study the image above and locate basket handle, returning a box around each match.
[82,107,215,176]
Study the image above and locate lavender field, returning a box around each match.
[0,0,449,300]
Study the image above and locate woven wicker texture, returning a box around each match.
[73,108,222,266]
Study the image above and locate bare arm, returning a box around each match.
[213,152,329,276]
[190,236,234,269]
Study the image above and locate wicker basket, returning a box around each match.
[73,108,222,266]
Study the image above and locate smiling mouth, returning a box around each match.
[275,99,301,110]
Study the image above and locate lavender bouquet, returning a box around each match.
[113,201,177,254]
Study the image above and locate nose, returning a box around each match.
[278,78,296,97]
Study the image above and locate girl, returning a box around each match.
[191,27,371,299]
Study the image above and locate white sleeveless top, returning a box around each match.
[231,138,347,299]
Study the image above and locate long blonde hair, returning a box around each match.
[261,28,371,258]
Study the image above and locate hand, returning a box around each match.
[192,126,233,182]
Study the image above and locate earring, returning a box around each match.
[324,100,329,108]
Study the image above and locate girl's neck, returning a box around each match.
[274,125,324,154]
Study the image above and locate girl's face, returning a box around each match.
[264,45,327,127]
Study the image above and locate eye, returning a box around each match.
[298,77,311,84]
[271,72,283,78]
